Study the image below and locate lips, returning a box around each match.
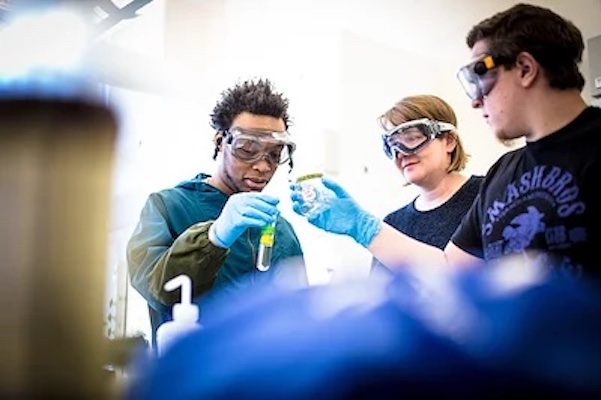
[245,178,267,191]
[402,160,418,169]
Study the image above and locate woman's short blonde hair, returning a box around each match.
[377,94,469,172]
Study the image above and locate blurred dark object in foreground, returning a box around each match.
[126,261,601,399]
[0,73,118,397]
[106,335,148,371]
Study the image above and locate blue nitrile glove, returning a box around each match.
[210,192,279,248]
[290,177,381,247]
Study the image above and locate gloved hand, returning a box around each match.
[210,192,279,248]
[290,177,381,247]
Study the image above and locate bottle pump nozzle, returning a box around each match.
[164,274,199,323]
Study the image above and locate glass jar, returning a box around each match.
[295,173,334,217]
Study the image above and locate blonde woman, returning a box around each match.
[372,95,483,271]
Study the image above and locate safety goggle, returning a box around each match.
[456,54,500,101]
[382,118,456,158]
[224,127,296,166]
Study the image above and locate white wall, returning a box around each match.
[104,0,601,336]
[159,0,601,280]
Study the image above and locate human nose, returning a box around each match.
[252,153,276,170]
[471,97,483,109]
[393,149,410,161]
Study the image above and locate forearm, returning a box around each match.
[366,222,447,270]
[148,221,229,306]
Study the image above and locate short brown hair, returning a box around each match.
[377,94,469,173]
[466,3,585,90]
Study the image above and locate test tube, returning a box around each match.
[256,221,276,271]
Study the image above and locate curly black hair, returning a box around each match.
[210,78,291,132]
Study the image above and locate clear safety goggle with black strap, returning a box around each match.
[381,118,456,158]
[456,54,502,101]
[224,127,296,167]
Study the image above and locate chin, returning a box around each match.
[493,127,512,142]
[245,185,264,193]
[498,134,525,148]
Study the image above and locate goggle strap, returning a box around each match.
[223,130,234,144]
[437,122,456,132]
[384,119,456,137]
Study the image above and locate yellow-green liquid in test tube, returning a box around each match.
[256,221,276,271]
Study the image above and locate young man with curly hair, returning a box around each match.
[127,79,307,348]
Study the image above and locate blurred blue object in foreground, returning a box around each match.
[126,261,601,399]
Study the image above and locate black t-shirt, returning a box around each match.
[384,175,483,249]
[371,175,483,272]
[452,106,601,281]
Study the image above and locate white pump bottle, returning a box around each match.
[155,274,202,356]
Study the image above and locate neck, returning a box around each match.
[524,90,587,142]
[206,175,234,195]
[414,172,468,211]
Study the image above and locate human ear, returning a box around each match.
[212,132,224,160]
[213,132,224,148]
[445,132,458,153]
[515,52,538,87]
